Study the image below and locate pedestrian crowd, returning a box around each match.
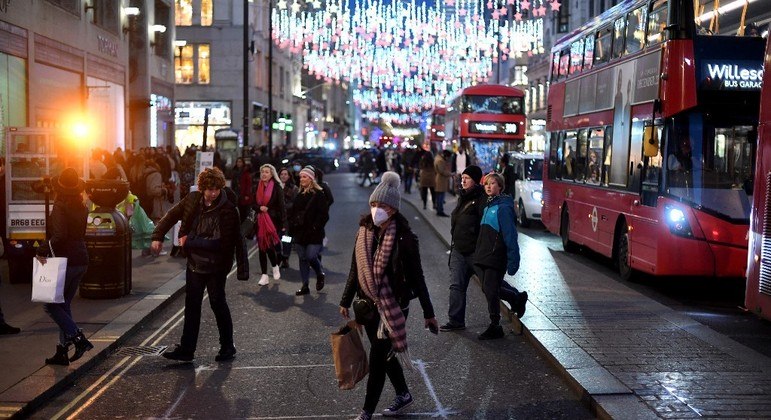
[1,140,528,420]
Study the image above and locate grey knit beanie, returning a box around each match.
[369,171,401,210]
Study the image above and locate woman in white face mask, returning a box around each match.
[338,171,439,420]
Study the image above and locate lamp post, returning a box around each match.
[267,0,274,158]
[243,0,250,150]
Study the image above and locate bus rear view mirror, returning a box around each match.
[643,126,659,157]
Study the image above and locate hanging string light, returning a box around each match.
[274,0,555,117]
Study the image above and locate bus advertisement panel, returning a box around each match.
[543,0,763,280]
[444,84,526,172]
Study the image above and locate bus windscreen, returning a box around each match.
[461,95,524,115]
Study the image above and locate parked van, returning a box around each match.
[509,152,543,227]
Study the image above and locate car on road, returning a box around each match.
[509,152,543,227]
[280,151,339,173]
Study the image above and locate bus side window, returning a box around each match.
[563,130,578,180]
[625,6,647,55]
[612,17,626,59]
[575,129,589,181]
[551,51,561,81]
[602,126,613,185]
[549,131,560,180]
[583,34,595,71]
[647,0,668,45]
[595,27,612,65]
[587,128,605,185]
[570,39,584,75]
[559,50,570,79]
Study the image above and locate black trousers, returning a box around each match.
[477,266,520,325]
[180,267,234,352]
[419,186,435,208]
[259,247,279,273]
[362,309,410,414]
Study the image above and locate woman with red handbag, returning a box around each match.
[254,164,286,285]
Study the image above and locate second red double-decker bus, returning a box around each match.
[444,84,527,172]
[426,106,446,152]
[543,0,764,280]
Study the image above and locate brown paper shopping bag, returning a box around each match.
[330,320,369,390]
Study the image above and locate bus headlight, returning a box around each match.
[531,190,543,202]
[665,206,692,237]
[348,156,356,163]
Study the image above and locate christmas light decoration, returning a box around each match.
[273,0,553,119]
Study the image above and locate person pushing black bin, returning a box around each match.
[79,179,132,299]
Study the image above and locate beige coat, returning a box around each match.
[418,152,436,188]
[434,155,451,193]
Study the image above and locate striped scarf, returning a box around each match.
[355,221,408,353]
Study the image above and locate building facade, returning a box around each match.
[0,0,133,152]
[0,0,177,153]
[173,0,296,155]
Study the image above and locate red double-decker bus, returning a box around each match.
[746,34,771,321]
[543,0,764,280]
[444,84,526,172]
[426,106,446,151]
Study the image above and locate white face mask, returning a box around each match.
[371,207,390,226]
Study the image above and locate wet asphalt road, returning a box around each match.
[32,173,593,420]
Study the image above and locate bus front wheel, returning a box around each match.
[615,230,633,281]
[560,207,577,253]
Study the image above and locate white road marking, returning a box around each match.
[412,359,458,418]
[196,363,335,371]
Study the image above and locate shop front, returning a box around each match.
[175,100,231,150]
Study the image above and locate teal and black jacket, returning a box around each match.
[473,194,520,275]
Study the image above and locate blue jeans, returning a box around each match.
[295,243,323,287]
[180,267,233,352]
[44,265,88,346]
[447,249,475,326]
[435,191,446,214]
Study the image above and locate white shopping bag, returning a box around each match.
[31,241,68,304]
[172,220,182,247]
[31,257,68,303]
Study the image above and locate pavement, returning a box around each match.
[1,179,771,419]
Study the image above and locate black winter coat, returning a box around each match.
[152,187,248,278]
[38,195,89,267]
[288,188,329,245]
[340,213,435,320]
[450,184,486,256]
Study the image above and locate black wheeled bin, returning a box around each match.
[79,179,132,299]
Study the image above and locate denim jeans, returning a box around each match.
[435,191,446,214]
[403,171,413,193]
[447,249,476,326]
[44,265,88,346]
[180,267,233,352]
[295,243,323,287]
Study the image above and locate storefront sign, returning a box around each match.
[97,35,118,58]
[195,151,214,180]
[701,60,763,90]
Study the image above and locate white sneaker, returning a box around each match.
[258,274,270,286]
[272,265,281,280]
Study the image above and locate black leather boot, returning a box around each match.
[45,344,70,366]
[69,331,94,362]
